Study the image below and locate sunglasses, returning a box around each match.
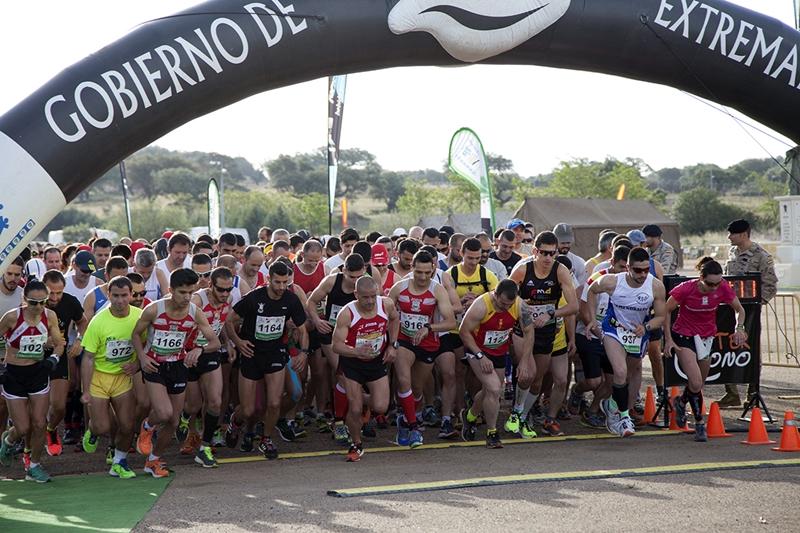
[26,298,47,306]
[703,280,721,288]
[194,271,212,278]
[214,285,234,293]
[79,269,93,275]
[522,239,533,244]
[630,266,650,274]
[537,249,558,257]
[132,291,147,297]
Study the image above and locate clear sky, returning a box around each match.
[0,1,796,177]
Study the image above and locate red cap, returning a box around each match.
[130,242,146,255]
[162,231,174,240]
[77,245,92,252]
[371,243,389,266]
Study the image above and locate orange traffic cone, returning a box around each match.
[707,402,732,438]
[741,407,776,445]
[669,395,691,432]
[772,411,800,452]
[643,386,657,424]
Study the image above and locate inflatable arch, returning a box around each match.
[0,0,798,272]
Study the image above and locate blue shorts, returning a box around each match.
[601,320,650,359]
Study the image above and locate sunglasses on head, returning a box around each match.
[537,249,558,257]
[132,291,147,297]
[26,298,47,306]
[194,271,212,278]
[214,285,234,293]
[630,266,650,274]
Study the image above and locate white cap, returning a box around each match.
[25,258,47,281]
[392,227,408,237]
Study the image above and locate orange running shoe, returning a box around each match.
[346,443,364,462]
[45,428,63,456]
[180,432,201,455]
[144,458,170,478]
[136,420,154,456]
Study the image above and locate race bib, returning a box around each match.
[18,334,47,360]
[151,330,186,357]
[595,304,608,323]
[694,335,714,361]
[531,304,556,326]
[106,339,134,363]
[328,304,343,326]
[196,319,223,347]
[355,331,384,358]
[400,312,427,337]
[255,315,285,341]
[484,329,510,349]
[616,326,642,355]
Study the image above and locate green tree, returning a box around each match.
[153,167,206,200]
[545,158,653,200]
[672,188,751,235]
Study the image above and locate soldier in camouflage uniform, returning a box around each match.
[718,219,778,407]
[643,225,678,275]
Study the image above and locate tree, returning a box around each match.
[545,158,654,201]
[153,167,206,200]
[36,208,102,240]
[672,188,750,235]
[370,171,406,211]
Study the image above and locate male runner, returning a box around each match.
[91,238,113,281]
[132,269,220,477]
[459,280,534,448]
[489,230,522,277]
[134,248,169,303]
[240,246,267,290]
[191,253,213,291]
[83,257,131,321]
[79,276,141,478]
[586,247,667,437]
[0,256,25,435]
[224,261,308,460]
[332,276,399,461]
[390,238,418,279]
[156,232,193,278]
[388,250,456,447]
[325,228,359,273]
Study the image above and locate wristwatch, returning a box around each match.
[391,340,399,349]
[475,351,485,360]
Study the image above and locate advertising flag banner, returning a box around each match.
[448,128,495,234]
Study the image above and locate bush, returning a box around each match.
[673,188,751,235]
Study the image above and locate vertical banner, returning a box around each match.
[208,178,221,238]
[328,75,348,233]
[448,128,495,235]
[795,0,800,30]
[118,161,133,239]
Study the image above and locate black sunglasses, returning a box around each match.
[630,266,650,274]
[214,285,234,293]
[522,239,533,244]
[194,271,212,278]
[703,279,721,288]
[26,298,47,306]
[537,249,558,257]
[79,269,93,275]
[132,291,147,297]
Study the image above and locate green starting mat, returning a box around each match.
[0,474,171,532]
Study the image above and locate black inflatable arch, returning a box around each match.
[1,0,798,271]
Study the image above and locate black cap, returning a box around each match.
[439,225,455,237]
[641,224,662,237]
[727,219,750,234]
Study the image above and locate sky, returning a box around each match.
[0,1,796,178]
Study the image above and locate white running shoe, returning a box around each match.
[619,416,636,438]
[600,399,621,436]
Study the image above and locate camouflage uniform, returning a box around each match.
[724,242,778,303]
[649,240,678,275]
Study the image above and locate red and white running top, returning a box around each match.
[144,300,198,362]
[5,308,49,360]
[343,298,389,359]
[395,279,439,351]
[187,289,230,352]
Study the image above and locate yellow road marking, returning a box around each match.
[327,458,800,497]
[217,430,681,464]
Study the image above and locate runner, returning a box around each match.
[510,231,578,437]
[42,270,87,457]
[134,248,169,303]
[65,251,103,304]
[553,223,587,286]
[0,256,25,435]
[306,254,366,444]
[224,261,309,460]
[371,244,396,296]
[0,280,65,482]
[191,254,213,291]
[155,232,193,279]
[42,247,62,272]
[585,247,667,437]
[325,228,359,273]
[240,246,267,289]
[477,233,508,281]
[663,257,747,442]
[489,230,522,277]
[390,238,418,279]
[132,269,220,477]
[217,233,239,259]
[79,276,141,479]
[332,276,399,461]
[125,272,152,432]
[388,250,456,448]
[83,256,131,321]
[459,280,534,448]
[91,238,113,281]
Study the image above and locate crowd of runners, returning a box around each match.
[0,217,778,481]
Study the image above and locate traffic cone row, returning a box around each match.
[772,411,800,452]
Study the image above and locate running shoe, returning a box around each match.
[580,410,606,429]
[460,409,477,442]
[396,418,411,447]
[225,422,240,449]
[181,432,201,455]
[520,420,537,439]
[361,418,377,439]
[600,399,621,436]
[240,432,256,453]
[438,418,457,439]
[258,437,278,460]
[421,406,441,427]
[211,428,225,448]
[619,416,636,437]
[25,464,51,483]
[633,395,645,415]
[136,421,154,456]
[674,396,688,428]
[694,422,708,442]
[175,413,190,443]
[504,411,522,434]
[109,459,137,479]
[288,420,307,438]
[144,459,170,478]
[62,426,80,445]
[486,429,503,449]
[22,451,31,472]
[409,428,423,448]
[333,421,350,446]
[541,417,565,437]
[317,414,332,433]
[375,414,388,430]
[276,419,297,442]
[106,446,114,465]
[557,406,571,421]
[0,431,14,467]
[567,386,584,416]
[195,446,218,468]
[346,443,364,462]
[82,429,99,454]
[45,428,63,456]
[529,403,546,425]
